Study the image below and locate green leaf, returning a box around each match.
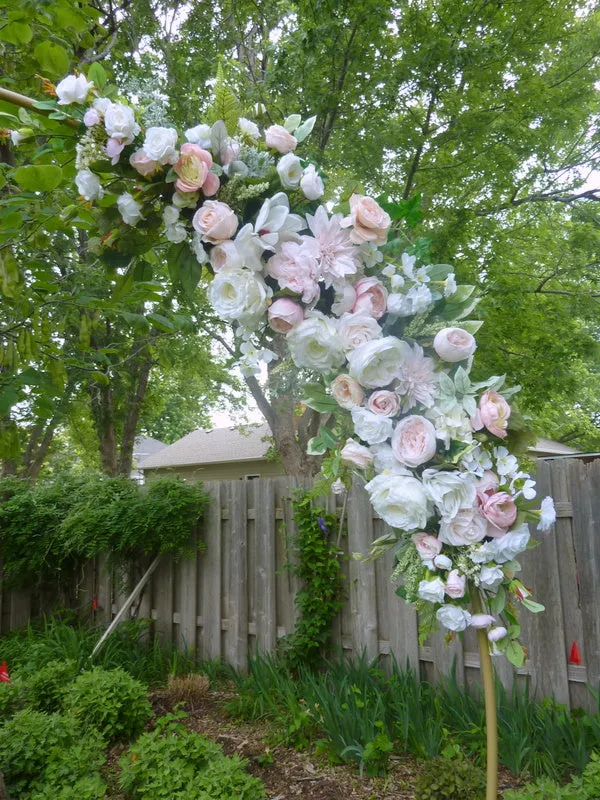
[506,641,526,668]
[301,382,339,413]
[295,115,317,143]
[147,313,175,332]
[13,165,64,192]
[209,62,240,134]
[489,585,506,614]
[427,263,454,281]
[167,243,202,295]
[87,62,108,90]
[0,21,33,45]
[459,320,484,335]
[33,41,70,77]
[284,114,302,132]
[521,598,545,613]
[307,436,327,455]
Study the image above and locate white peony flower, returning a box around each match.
[351,407,393,445]
[471,524,530,564]
[277,152,303,188]
[300,164,324,200]
[286,313,345,373]
[185,123,212,148]
[436,605,472,632]
[418,578,446,604]
[56,74,93,105]
[348,337,411,389]
[422,469,477,520]
[117,192,143,226]
[104,102,140,142]
[364,473,430,531]
[142,126,179,165]
[338,313,382,352]
[438,507,487,546]
[537,497,556,531]
[75,169,103,201]
[209,267,270,329]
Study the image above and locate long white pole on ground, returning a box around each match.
[90,554,161,660]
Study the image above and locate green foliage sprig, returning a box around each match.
[414,755,486,800]
[280,491,344,669]
[0,473,208,589]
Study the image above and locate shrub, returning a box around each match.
[505,751,600,800]
[0,708,105,797]
[24,659,79,712]
[63,666,151,742]
[414,755,486,800]
[0,678,25,718]
[119,714,264,799]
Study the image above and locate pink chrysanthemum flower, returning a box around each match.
[306,206,358,288]
[395,343,438,412]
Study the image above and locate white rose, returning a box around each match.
[238,117,260,140]
[433,327,477,362]
[341,439,373,468]
[185,123,212,148]
[436,605,472,632]
[143,126,179,165]
[422,469,477,520]
[75,169,103,201]
[210,241,243,272]
[209,267,269,329]
[348,337,411,389]
[104,102,140,142]
[391,416,437,468]
[364,473,430,531]
[165,222,187,243]
[351,408,393,445]
[117,192,143,226]
[56,74,93,105]
[479,565,504,592]
[438,507,488,546]
[286,313,345,373]
[418,578,446,604]
[489,524,530,563]
[277,152,303,188]
[300,164,324,200]
[338,313,382,352]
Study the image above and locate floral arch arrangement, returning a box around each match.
[7,68,557,800]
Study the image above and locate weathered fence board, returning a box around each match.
[1,456,599,710]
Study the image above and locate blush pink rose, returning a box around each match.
[210,240,242,272]
[192,200,238,244]
[344,194,391,246]
[265,124,297,153]
[412,533,442,560]
[331,375,365,410]
[445,570,467,599]
[174,143,220,195]
[433,327,477,362]
[341,438,373,468]
[351,277,388,319]
[105,137,125,164]
[367,390,399,417]
[268,298,305,333]
[391,415,437,468]
[480,491,517,534]
[476,470,500,507]
[130,149,159,176]
[477,391,511,438]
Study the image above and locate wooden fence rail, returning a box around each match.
[1,457,599,710]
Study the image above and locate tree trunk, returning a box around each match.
[90,382,119,477]
[117,347,153,477]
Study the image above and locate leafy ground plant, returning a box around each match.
[414,754,486,800]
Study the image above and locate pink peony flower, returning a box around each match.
[331,375,365,410]
[343,194,391,246]
[192,200,238,244]
[367,390,399,417]
[266,239,320,304]
[433,327,477,362]
[265,124,297,153]
[391,415,437,468]
[305,206,358,287]
[476,391,511,438]
[268,298,305,333]
[174,143,220,195]
[352,277,388,319]
[480,491,517,534]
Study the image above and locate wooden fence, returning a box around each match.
[1,456,599,710]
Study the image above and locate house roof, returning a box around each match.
[132,436,168,466]
[139,424,271,469]
[528,437,579,456]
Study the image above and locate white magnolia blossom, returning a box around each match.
[117,192,143,226]
[75,169,103,201]
[56,74,93,105]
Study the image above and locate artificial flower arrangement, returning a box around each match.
[51,70,556,666]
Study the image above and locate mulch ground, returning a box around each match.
[110,689,519,800]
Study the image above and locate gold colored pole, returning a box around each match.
[471,587,498,800]
[0,86,79,129]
